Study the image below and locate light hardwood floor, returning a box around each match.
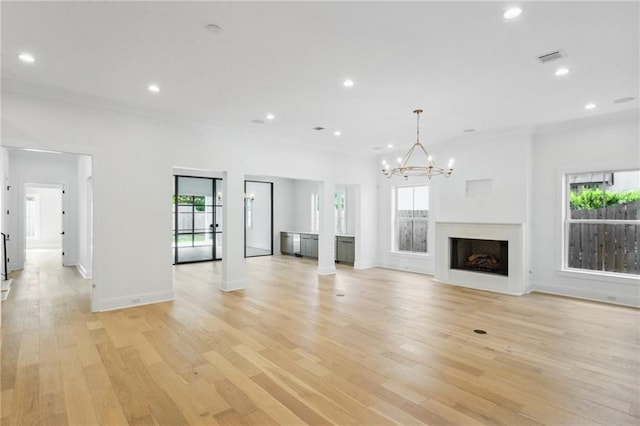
[1,249,639,425]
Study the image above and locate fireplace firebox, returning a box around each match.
[450,237,508,276]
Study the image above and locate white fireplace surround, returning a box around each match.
[435,222,526,295]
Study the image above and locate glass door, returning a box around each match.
[173,176,219,264]
[214,179,223,260]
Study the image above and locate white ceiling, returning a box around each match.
[2,1,638,156]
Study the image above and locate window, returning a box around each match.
[310,191,347,233]
[335,190,346,234]
[565,170,640,275]
[311,193,320,232]
[25,194,40,239]
[394,185,428,253]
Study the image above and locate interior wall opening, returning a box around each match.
[25,184,63,263]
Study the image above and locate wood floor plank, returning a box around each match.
[202,350,305,425]
[1,249,639,425]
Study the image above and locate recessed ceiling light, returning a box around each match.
[148,84,160,93]
[387,144,393,148]
[334,130,341,136]
[266,113,275,120]
[503,7,522,19]
[555,67,570,76]
[343,79,354,87]
[18,53,35,63]
[614,97,635,104]
[584,103,597,110]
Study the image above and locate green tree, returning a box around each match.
[570,189,640,210]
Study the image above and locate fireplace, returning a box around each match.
[450,237,508,276]
[435,222,525,295]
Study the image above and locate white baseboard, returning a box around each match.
[432,277,527,296]
[531,281,640,307]
[317,265,336,275]
[96,289,175,312]
[353,260,377,270]
[221,279,245,291]
[76,263,92,279]
[380,263,434,276]
[63,258,77,267]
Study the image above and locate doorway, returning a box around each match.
[244,180,273,257]
[173,175,222,264]
[25,184,64,262]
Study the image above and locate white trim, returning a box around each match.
[353,260,377,270]
[317,265,336,275]
[221,279,245,291]
[557,268,639,285]
[389,250,429,258]
[532,282,639,308]
[432,277,526,297]
[435,222,526,295]
[96,290,175,312]
[76,263,91,279]
[561,167,640,277]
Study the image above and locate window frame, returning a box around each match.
[392,184,429,255]
[563,168,640,277]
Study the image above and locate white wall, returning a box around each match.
[375,109,639,306]
[376,129,533,277]
[292,179,320,233]
[77,155,92,278]
[245,180,273,251]
[25,186,62,249]
[530,110,639,306]
[2,91,378,311]
[6,149,81,271]
[0,148,7,326]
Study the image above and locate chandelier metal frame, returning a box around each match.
[382,109,454,180]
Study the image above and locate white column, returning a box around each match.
[317,179,336,275]
[221,170,246,291]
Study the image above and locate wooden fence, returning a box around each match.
[568,200,639,274]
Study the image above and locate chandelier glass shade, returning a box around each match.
[382,109,454,180]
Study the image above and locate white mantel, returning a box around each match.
[435,222,526,295]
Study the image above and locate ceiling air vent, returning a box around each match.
[537,50,565,64]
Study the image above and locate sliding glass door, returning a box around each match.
[173,176,222,264]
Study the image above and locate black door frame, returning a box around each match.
[244,180,274,258]
[173,175,222,264]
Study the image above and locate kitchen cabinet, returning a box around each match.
[336,236,355,264]
[300,233,319,258]
[280,232,294,255]
[281,231,354,265]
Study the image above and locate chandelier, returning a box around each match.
[382,109,454,179]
